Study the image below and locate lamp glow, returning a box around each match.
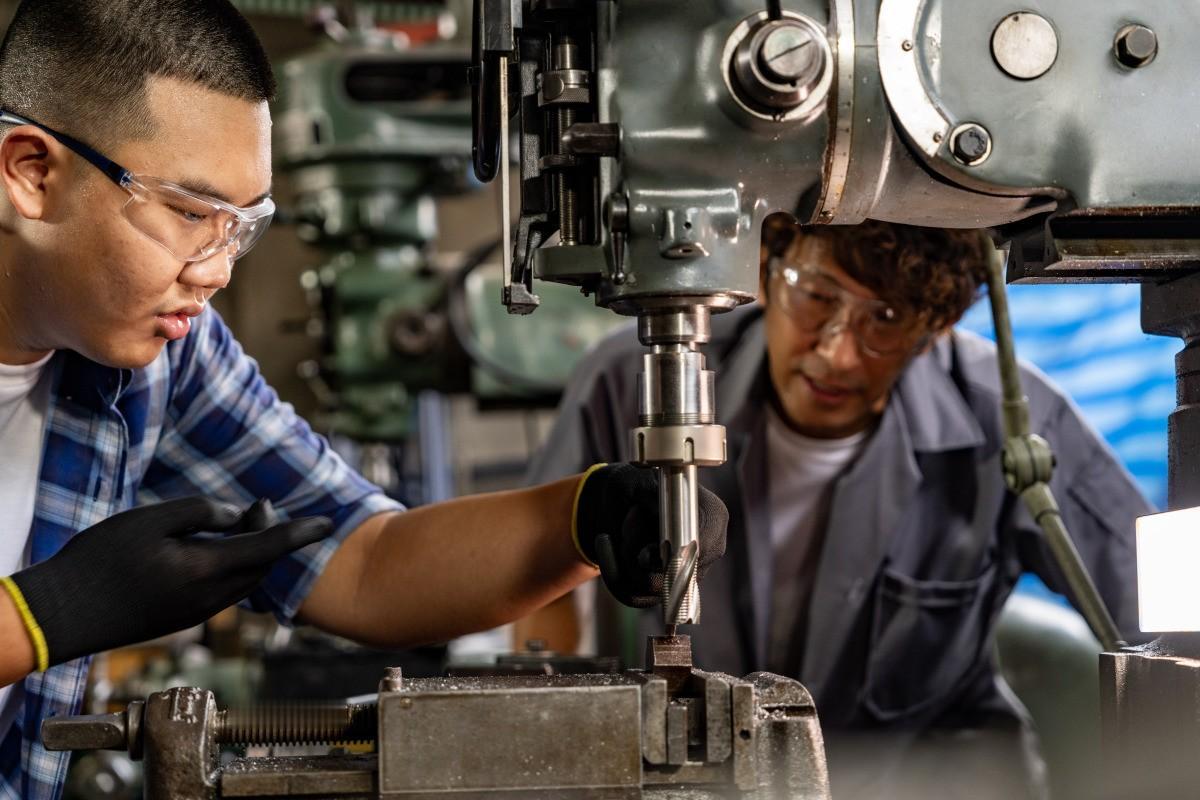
[1137,506,1200,632]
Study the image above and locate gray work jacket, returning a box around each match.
[529,305,1148,798]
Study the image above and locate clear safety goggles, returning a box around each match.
[768,260,925,358]
[0,109,275,262]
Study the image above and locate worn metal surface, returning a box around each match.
[646,635,694,695]
[47,662,830,799]
[141,688,221,800]
[43,710,130,752]
[378,675,643,796]
[1100,643,1200,798]
[221,754,377,798]
[817,0,1051,228]
[889,0,1200,208]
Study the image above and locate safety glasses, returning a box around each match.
[769,260,926,358]
[0,109,274,262]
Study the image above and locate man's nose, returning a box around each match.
[179,248,233,292]
[814,309,863,372]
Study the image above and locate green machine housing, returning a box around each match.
[275,26,622,443]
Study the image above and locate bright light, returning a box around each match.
[1137,506,1200,632]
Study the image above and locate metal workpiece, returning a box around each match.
[50,664,830,799]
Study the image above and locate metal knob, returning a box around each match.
[732,18,827,112]
[758,23,821,84]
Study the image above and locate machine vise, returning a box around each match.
[44,636,830,799]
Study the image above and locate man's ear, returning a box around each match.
[0,126,63,221]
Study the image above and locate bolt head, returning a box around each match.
[1115,24,1157,68]
[950,123,992,166]
[757,21,820,84]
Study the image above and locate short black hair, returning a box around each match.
[0,0,275,149]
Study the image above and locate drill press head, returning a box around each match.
[470,0,839,626]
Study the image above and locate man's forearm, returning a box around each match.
[0,590,35,686]
[300,475,598,647]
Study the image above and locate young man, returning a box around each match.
[527,217,1149,799]
[0,2,727,797]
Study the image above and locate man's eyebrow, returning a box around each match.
[176,178,272,207]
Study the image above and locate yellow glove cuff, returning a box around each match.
[570,463,608,569]
[1,576,49,672]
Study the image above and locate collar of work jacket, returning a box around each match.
[710,307,990,701]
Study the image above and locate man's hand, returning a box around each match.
[1,497,332,670]
[572,464,728,608]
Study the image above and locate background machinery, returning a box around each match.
[49,0,1200,796]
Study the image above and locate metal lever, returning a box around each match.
[43,701,143,758]
[470,0,518,182]
[987,247,1125,651]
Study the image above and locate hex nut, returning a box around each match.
[949,123,992,166]
[1115,24,1158,68]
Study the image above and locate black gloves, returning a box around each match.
[572,463,728,608]
[1,497,331,670]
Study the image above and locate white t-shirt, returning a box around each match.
[765,403,869,676]
[0,352,54,735]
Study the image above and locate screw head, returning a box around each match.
[949,123,992,166]
[1115,24,1157,68]
[757,22,820,84]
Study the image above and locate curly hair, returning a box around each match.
[762,215,993,331]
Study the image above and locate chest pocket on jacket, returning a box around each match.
[862,561,999,721]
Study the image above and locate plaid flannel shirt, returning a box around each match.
[0,308,401,799]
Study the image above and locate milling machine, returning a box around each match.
[275,9,622,503]
[47,0,1200,796]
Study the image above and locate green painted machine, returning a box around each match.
[274,14,622,450]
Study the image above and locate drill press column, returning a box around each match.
[631,306,727,627]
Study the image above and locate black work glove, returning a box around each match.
[572,463,728,608]
[2,497,332,670]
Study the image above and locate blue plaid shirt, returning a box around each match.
[1,308,402,799]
